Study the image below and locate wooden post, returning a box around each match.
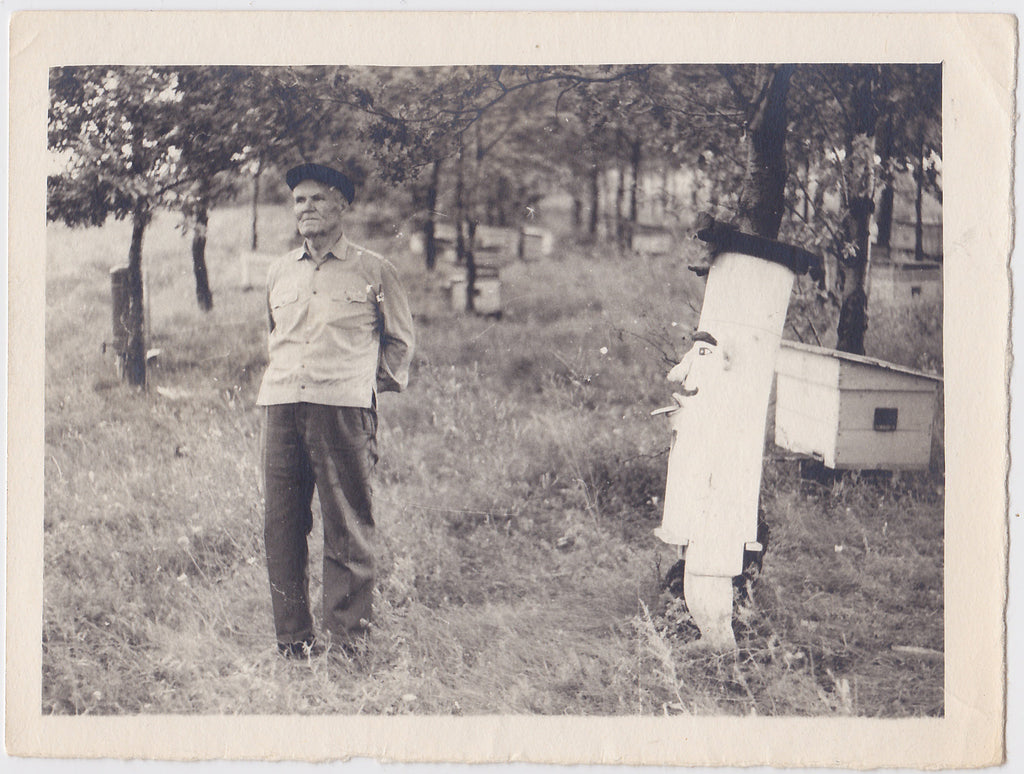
[110,266,130,380]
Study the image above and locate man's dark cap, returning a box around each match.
[285,163,355,204]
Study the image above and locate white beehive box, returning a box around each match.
[774,340,942,470]
[631,224,673,256]
[870,260,942,305]
[239,252,277,290]
[448,264,501,317]
[519,226,553,260]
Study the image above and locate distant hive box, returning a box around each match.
[870,260,942,305]
[475,226,518,253]
[240,252,276,290]
[631,223,673,255]
[436,237,458,264]
[519,226,553,261]
[448,263,501,317]
[888,219,943,259]
[774,341,942,470]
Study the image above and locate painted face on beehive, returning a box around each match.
[667,331,730,401]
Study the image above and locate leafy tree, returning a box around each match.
[901,65,942,260]
[350,64,653,282]
[48,66,188,385]
[788,64,941,355]
[167,67,261,311]
[708,64,797,239]
[831,65,880,355]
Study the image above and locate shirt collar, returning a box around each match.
[299,233,350,263]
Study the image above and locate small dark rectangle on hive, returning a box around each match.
[874,407,899,432]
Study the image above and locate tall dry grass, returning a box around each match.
[43,204,943,716]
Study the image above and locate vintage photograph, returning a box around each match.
[9,10,1013,768]
[42,62,945,717]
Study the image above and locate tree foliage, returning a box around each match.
[48,67,187,226]
[48,63,942,371]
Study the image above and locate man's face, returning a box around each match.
[292,179,347,240]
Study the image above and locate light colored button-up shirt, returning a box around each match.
[255,235,415,408]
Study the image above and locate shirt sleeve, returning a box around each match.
[265,261,277,334]
[375,259,415,393]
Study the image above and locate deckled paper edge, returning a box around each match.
[6,10,1015,768]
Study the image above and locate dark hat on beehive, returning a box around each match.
[285,163,355,204]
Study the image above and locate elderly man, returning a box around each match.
[256,162,415,659]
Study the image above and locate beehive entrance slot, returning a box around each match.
[873,407,899,432]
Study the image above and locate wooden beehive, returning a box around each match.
[448,264,501,317]
[870,260,942,305]
[518,226,553,261]
[239,251,275,290]
[631,223,673,256]
[774,340,942,470]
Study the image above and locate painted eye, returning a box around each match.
[698,346,712,356]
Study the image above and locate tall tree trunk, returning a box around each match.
[493,175,511,227]
[627,136,641,250]
[835,200,872,355]
[192,198,213,311]
[455,218,466,266]
[453,140,477,312]
[587,164,600,239]
[465,220,477,314]
[736,64,795,239]
[423,159,441,271]
[615,156,626,249]
[660,165,669,219]
[123,205,150,387]
[454,143,466,266]
[836,68,879,356]
[801,154,811,223]
[250,159,261,252]
[914,125,926,261]
[876,185,894,251]
[874,113,895,251]
[571,193,582,231]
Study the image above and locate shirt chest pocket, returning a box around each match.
[271,287,299,308]
[270,287,302,328]
[326,283,377,328]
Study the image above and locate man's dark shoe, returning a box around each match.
[277,638,324,660]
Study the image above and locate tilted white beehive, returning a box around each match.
[774,340,942,470]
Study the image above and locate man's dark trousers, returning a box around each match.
[262,403,378,647]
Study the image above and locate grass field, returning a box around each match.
[42,202,944,716]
